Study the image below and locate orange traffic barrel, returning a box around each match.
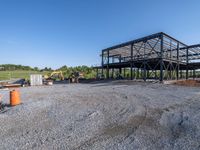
[10,90,21,106]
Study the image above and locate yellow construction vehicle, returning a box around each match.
[44,71,65,81]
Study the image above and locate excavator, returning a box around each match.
[44,71,65,81]
[44,71,84,84]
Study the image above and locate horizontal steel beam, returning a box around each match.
[179,53,200,57]
[102,32,162,52]
[180,44,200,50]
[102,32,188,52]
[162,32,188,47]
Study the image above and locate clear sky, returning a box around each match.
[0,0,200,69]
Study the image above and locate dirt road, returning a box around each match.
[0,81,200,149]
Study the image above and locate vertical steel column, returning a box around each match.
[186,48,189,80]
[193,69,195,79]
[111,68,114,78]
[143,64,147,81]
[119,55,122,75]
[169,41,172,79]
[123,68,126,78]
[169,64,172,79]
[160,34,164,82]
[176,42,180,80]
[143,41,147,81]
[106,50,109,79]
[131,44,133,80]
[96,68,98,78]
[130,63,133,80]
[180,70,182,79]
[101,50,104,76]
[147,70,149,79]
[119,68,122,75]
[137,68,139,79]
[155,70,157,79]
[111,57,114,78]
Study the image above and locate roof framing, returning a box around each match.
[102,32,200,63]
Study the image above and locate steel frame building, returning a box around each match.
[95,32,200,82]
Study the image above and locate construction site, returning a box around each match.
[0,32,200,149]
[96,32,200,82]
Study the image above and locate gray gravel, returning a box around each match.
[0,80,200,150]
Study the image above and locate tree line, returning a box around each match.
[0,64,39,71]
[57,65,96,79]
[0,64,96,79]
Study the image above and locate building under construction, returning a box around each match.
[95,32,200,82]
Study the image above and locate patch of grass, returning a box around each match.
[0,71,48,81]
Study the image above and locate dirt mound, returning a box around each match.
[173,80,200,87]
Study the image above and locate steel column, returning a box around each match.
[143,62,146,81]
[176,42,180,80]
[96,68,98,78]
[106,50,109,79]
[131,44,133,80]
[193,69,195,79]
[160,34,164,82]
[143,42,147,81]
[137,68,139,79]
[123,68,126,78]
[101,51,104,75]
[186,48,189,79]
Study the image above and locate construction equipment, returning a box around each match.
[0,95,2,111]
[69,72,83,83]
[44,71,65,81]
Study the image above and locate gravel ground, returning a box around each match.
[0,80,200,150]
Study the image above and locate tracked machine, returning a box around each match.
[43,71,65,85]
[68,72,84,83]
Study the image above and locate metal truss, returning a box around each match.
[95,32,200,81]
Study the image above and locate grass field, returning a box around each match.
[0,71,47,81]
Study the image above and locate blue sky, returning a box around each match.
[0,0,200,69]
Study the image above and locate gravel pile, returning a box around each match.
[0,81,200,150]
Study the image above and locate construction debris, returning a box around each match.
[174,79,200,86]
[2,84,21,88]
[165,79,200,87]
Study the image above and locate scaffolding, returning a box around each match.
[95,32,200,82]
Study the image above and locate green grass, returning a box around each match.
[0,70,48,81]
[0,70,97,81]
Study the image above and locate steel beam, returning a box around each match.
[103,32,162,52]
